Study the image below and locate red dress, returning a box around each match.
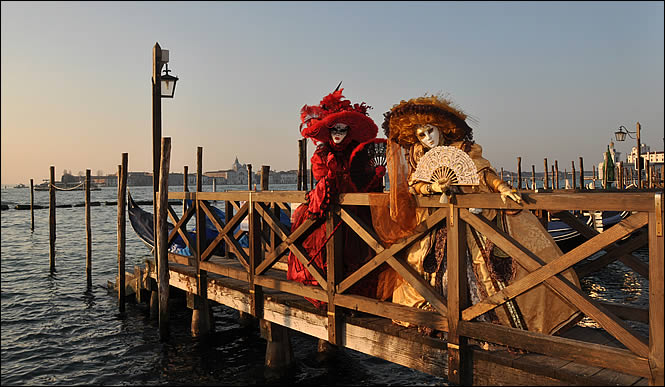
[287,140,382,308]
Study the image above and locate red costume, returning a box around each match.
[287,88,384,308]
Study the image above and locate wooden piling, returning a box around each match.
[517,157,522,189]
[247,163,253,191]
[85,170,92,288]
[572,161,577,190]
[261,319,294,378]
[579,157,585,190]
[531,165,536,190]
[183,165,188,215]
[543,158,549,190]
[500,167,504,182]
[301,139,308,190]
[49,166,55,273]
[192,146,211,338]
[297,139,304,190]
[593,165,597,188]
[118,154,128,312]
[157,138,171,341]
[30,179,34,231]
[555,160,560,190]
[645,160,651,189]
[551,165,555,191]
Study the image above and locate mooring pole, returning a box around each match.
[579,156,585,190]
[516,157,522,189]
[118,153,128,313]
[571,160,577,189]
[183,165,188,217]
[192,146,211,338]
[247,164,253,191]
[555,160,560,190]
[30,178,34,231]
[152,42,164,285]
[531,165,536,190]
[49,166,56,273]
[297,139,304,190]
[157,137,171,341]
[543,158,549,190]
[85,170,92,289]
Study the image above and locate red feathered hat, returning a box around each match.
[300,88,378,145]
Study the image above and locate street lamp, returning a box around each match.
[614,122,642,188]
[151,42,178,340]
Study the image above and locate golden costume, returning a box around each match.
[374,95,581,335]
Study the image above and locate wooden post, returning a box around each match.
[301,139,309,190]
[183,165,188,216]
[617,162,624,190]
[592,165,597,188]
[85,170,92,289]
[516,157,522,189]
[447,206,469,385]
[310,167,314,191]
[297,139,304,190]
[579,156,585,190]
[555,160,560,190]
[260,319,294,378]
[30,179,34,231]
[551,165,555,190]
[571,160,577,189]
[326,205,343,347]
[152,42,163,284]
[249,191,264,319]
[118,154,128,312]
[531,165,536,190]
[247,163,253,191]
[49,166,56,273]
[543,158,549,190]
[157,137,171,341]
[648,194,664,385]
[193,146,211,338]
[645,160,651,189]
[500,167,504,182]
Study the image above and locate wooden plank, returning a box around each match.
[254,274,327,302]
[576,231,648,278]
[460,210,650,358]
[337,207,448,294]
[460,211,647,318]
[592,368,642,386]
[334,293,448,332]
[200,260,248,282]
[555,211,649,278]
[649,204,664,386]
[386,255,448,316]
[458,321,650,378]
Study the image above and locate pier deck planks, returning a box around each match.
[133,254,649,386]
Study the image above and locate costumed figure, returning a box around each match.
[287,87,385,308]
[372,94,581,336]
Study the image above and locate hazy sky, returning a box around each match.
[2,1,663,185]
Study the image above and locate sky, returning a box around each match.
[2,1,663,186]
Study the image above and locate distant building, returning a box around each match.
[626,144,664,168]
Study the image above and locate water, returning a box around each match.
[1,185,447,386]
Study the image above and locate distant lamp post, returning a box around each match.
[614,123,642,188]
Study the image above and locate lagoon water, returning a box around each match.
[1,184,447,386]
[1,183,649,385]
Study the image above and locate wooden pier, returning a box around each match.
[117,185,663,386]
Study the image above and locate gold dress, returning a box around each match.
[391,140,581,335]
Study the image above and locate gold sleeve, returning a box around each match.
[484,169,511,194]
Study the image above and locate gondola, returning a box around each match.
[127,191,291,256]
[547,210,631,252]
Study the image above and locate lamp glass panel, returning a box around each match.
[160,79,176,98]
[615,131,626,141]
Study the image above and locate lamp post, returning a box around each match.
[152,42,178,340]
[614,122,641,188]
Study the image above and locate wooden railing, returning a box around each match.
[161,189,663,385]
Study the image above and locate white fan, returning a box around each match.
[412,146,480,186]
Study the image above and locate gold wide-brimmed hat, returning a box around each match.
[382,94,474,147]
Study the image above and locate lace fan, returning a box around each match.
[412,146,479,185]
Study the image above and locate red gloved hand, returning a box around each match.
[375,165,386,177]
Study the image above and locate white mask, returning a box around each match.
[331,123,349,144]
[416,124,440,149]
